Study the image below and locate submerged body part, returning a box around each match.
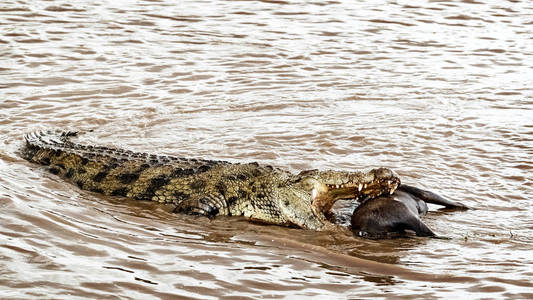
[351,185,468,238]
[22,130,401,231]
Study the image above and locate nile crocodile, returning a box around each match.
[22,130,401,231]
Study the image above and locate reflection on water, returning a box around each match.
[1,0,532,298]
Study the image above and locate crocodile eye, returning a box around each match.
[373,167,391,178]
[298,169,318,177]
[372,167,399,182]
[299,177,319,190]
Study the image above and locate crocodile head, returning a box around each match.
[277,167,400,230]
[304,167,401,213]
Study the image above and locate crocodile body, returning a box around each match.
[22,130,401,231]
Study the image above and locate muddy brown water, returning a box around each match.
[1,0,532,299]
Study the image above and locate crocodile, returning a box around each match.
[21,129,401,231]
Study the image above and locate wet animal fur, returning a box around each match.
[351,185,468,238]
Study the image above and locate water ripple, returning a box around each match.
[0,0,532,298]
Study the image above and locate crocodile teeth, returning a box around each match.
[358,184,362,191]
[390,184,397,195]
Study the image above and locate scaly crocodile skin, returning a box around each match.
[22,130,400,230]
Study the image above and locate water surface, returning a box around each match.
[1,0,532,298]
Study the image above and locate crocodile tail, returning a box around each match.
[21,129,144,198]
[22,129,78,163]
[21,130,226,205]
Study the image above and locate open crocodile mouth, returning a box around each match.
[311,168,401,213]
[325,178,399,200]
[324,177,400,198]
